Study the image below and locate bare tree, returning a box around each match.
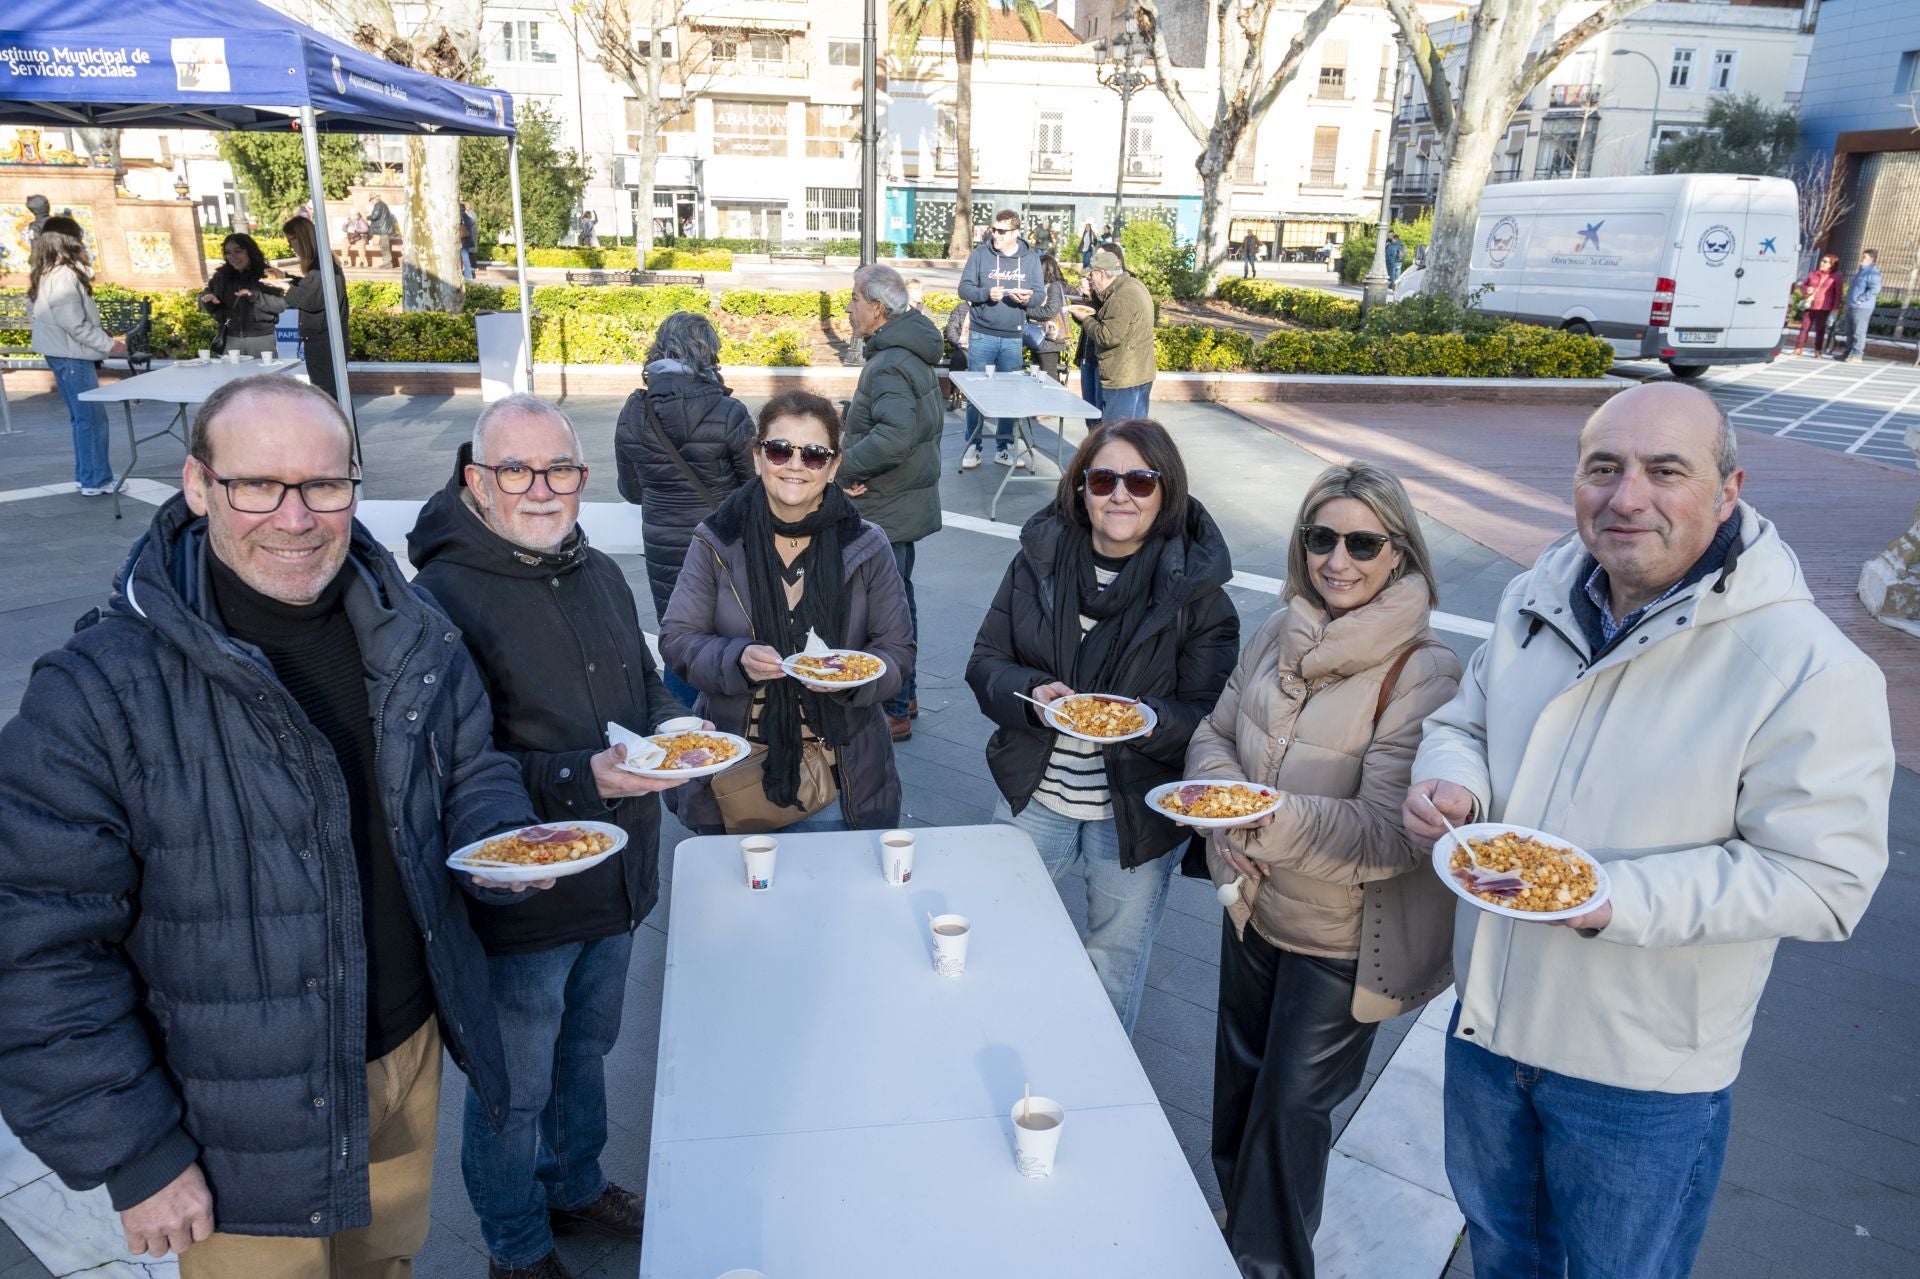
[1133,0,1352,292]
[325,0,482,312]
[1790,152,1851,272]
[561,0,732,255]
[1382,0,1659,304]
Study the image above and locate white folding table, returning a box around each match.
[950,370,1101,521]
[640,824,1238,1279]
[79,358,306,518]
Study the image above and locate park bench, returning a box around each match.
[771,250,828,265]
[564,270,629,286]
[632,270,706,287]
[0,292,151,434]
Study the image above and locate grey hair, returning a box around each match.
[645,311,722,374]
[852,263,912,318]
[471,394,581,461]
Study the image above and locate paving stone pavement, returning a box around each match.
[0,379,1913,1279]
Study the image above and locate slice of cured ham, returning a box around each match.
[519,825,575,844]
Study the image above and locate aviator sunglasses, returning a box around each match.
[758,439,839,470]
[1300,524,1393,561]
[1082,467,1162,499]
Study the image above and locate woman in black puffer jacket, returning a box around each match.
[615,312,756,701]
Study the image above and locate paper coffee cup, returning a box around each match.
[196,349,211,362]
[741,836,777,891]
[225,349,242,363]
[930,913,969,976]
[1011,1096,1065,1178]
[657,716,704,734]
[881,829,915,885]
[258,350,274,363]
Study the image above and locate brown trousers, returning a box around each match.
[180,1018,443,1279]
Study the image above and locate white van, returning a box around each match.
[1399,174,1799,378]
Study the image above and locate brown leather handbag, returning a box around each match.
[704,546,840,834]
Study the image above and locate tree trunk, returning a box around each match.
[635,128,660,254]
[1419,0,1528,304]
[1193,130,1240,294]
[634,0,662,255]
[949,20,975,258]
[1423,122,1502,303]
[403,135,464,312]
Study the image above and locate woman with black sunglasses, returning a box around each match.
[660,391,914,834]
[1181,461,1462,1279]
[965,418,1240,1033]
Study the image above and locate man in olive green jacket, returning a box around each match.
[1075,246,1155,421]
[842,263,945,740]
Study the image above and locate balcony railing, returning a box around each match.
[933,147,980,176]
[1548,82,1600,109]
[1123,153,1163,178]
[1396,174,1438,200]
[1029,150,1073,178]
[719,57,808,78]
[1302,166,1341,189]
[1232,162,1263,187]
[1488,166,1525,184]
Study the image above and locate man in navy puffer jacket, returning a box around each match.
[0,376,540,1276]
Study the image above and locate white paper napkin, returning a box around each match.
[801,628,832,656]
[607,720,667,772]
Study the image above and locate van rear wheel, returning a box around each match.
[1561,319,1595,337]
[1665,362,1707,380]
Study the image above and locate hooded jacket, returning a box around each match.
[958,234,1051,337]
[613,365,757,621]
[1414,503,1892,1092]
[0,495,536,1235]
[1187,576,1462,1022]
[407,447,690,954]
[965,500,1241,868]
[658,490,914,833]
[841,308,946,545]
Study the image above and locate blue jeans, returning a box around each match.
[1079,355,1104,421]
[784,806,850,833]
[963,331,1024,448]
[995,796,1177,1033]
[1844,303,1875,359]
[462,931,634,1269]
[884,540,916,719]
[1444,1004,1732,1279]
[1099,380,1153,423]
[461,246,476,280]
[662,665,699,710]
[47,357,112,490]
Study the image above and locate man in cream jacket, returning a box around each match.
[1404,381,1892,1279]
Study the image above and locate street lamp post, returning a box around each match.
[1611,48,1665,173]
[859,0,878,265]
[1361,50,1407,318]
[1095,20,1149,238]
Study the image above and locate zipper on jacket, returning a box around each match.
[428,731,443,779]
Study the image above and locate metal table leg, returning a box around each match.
[111,401,188,520]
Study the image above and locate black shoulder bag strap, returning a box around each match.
[644,395,720,511]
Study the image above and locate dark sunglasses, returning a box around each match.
[759,439,838,470]
[1300,524,1393,561]
[1082,467,1162,499]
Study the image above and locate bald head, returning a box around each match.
[190,376,354,473]
[1574,381,1745,617]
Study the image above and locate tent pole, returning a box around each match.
[298,107,357,452]
[508,137,534,395]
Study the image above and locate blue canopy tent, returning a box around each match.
[0,0,536,429]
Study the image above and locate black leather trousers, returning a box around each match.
[1212,917,1379,1279]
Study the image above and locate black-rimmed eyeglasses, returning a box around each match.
[200,465,360,513]
[469,462,588,495]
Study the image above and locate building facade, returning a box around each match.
[1391,0,1814,223]
[1796,0,1920,296]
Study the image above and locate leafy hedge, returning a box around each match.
[520,247,734,271]
[1155,321,1613,378]
[717,288,853,321]
[1215,279,1362,330]
[202,232,294,262]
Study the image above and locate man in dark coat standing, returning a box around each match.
[843,262,946,741]
[0,376,542,1276]
[408,395,692,1279]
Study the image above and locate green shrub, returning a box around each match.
[1215,279,1361,330]
[1156,325,1257,372]
[525,246,638,269]
[1147,321,1610,378]
[1120,221,1202,301]
[1339,211,1432,284]
[346,280,403,311]
[922,291,961,316]
[462,283,512,313]
[529,284,708,322]
[721,328,811,366]
[716,289,851,322]
[643,248,734,271]
[350,311,478,362]
[202,232,293,263]
[1360,293,1503,338]
[530,312,649,365]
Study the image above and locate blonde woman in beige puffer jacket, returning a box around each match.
[1183,460,1461,1279]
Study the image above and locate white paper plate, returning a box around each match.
[1045,694,1158,744]
[616,730,752,780]
[1431,822,1611,922]
[445,820,627,883]
[779,649,888,690]
[1145,780,1284,829]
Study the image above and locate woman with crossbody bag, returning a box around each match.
[659,391,914,835]
[1177,461,1462,1279]
[615,312,757,703]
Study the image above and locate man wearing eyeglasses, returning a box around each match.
[0,375,545,1276]
[1077,246,1156,423]
[407,394,693,1279]
[957,209,1052,470]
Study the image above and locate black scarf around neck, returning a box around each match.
[1050,517,1164,694]
[722,478,863,808]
